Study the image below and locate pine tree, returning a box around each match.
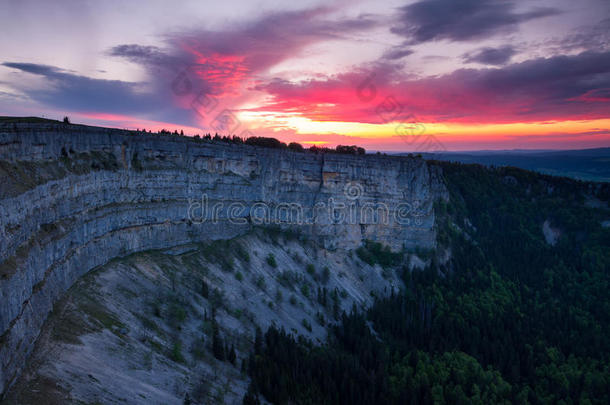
[242,383,261,405]
[254,326,263,355]
[212,325,225,361]
[201,279,209,298]
[228,343,237,365]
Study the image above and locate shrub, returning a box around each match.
[171,341,185,363]
[169,303,187,329]
[209,288,224,311]
[200,240,235,271]
[301,318,312,332]
[300,283,310,298]
[235,271,244,281]
[278,270,297,289]
[263,226,300,244]
[321,266,330,283]
[355,240,402,268]
[266,253,277,268]
[315,312,326,326]
[306,264,315,276]
[256,275,266,291]
[288,142,304,152]
[245,136,288,149]
[335,145,365,155]
[192,337,206,360]
[235,242,250,263]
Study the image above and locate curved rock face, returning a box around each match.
[0,122,446,395]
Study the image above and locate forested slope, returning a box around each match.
[246,163,610,405]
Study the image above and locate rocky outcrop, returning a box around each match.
[542,219,561,245]
[0,122,447,396]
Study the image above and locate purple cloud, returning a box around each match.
[3,7,380,128]
[392,0,560,44]
[253,50,610,124]
[382,47,414,60]
[463,46,517,65]
[2,62,153,111]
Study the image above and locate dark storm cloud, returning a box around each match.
[392,0,560,44]
[462,46,517,65]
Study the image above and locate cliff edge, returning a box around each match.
[0,121,447,396]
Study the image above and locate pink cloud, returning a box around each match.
[253,51,610,125]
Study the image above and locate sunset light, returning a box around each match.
[1,0,608,151]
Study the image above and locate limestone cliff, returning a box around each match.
[0,122,446,396]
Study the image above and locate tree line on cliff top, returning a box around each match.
[5,116,368,156]
[137,127,367,155]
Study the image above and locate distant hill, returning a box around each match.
[412,148,610,182]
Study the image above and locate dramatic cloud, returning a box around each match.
[1,62,155,112]
[111,7,378,98]
[2,1,609,150]
[255,51,610,124]
[3,7,379,130]
[462,46,517,65]
[0,61,201,127]
[392,0,559,44]
[252,61,408,123]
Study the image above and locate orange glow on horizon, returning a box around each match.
[237,109,610,150]
[76,111,610,151]
[301,140,329,145]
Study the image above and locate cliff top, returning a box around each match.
[0,116,429,165]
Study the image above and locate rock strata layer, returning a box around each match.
[0,122,446,395]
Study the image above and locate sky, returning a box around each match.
[0,0,609,151]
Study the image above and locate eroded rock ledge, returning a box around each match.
[0,122,446,395]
